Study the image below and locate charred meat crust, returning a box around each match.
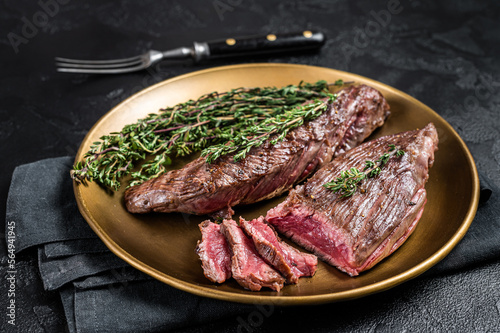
[266,123,439,276]
[125,85,390,217]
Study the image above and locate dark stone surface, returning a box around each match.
[1,0,499,332]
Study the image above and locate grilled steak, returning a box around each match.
[266,123,439,276]
[195,221,232,283]
[240,216,317,284]
[220,219,285,291]
[125,85,390,218]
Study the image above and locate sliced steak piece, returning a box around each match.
[240,216,317,284]
[195,221,232,284]
[220,219,285,291]
[125,85,390,218]
[266,123,439,276]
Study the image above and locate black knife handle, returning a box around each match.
[203,31,325,59]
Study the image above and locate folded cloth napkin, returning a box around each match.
[5,156,499,333]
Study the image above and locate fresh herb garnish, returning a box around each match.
[72,80,345,190]
[201,96,335,163]
[323,144,405,197]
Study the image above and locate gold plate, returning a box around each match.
[74,63,479,305]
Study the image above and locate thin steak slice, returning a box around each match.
[266,123,439,276]
[125,85,390,218]
[195,221,232,284]
[239,217,317,284]
[220,219,285,291]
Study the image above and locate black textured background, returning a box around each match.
[1,0,500,332]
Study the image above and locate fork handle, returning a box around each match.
[200,31,325,60]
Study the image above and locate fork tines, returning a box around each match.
[55,55,147,74]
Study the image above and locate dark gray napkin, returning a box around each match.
[44,238,110,259]
[72,266,152,290]
[4,156,499,333]
[6,157,97,253]
[38,248,131,291]
[62,278,258,333]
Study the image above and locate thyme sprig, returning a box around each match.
[323,144,405,197]
[72,80,344,190]
[201,96,335,163]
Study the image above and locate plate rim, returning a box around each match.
[74,63,480,305]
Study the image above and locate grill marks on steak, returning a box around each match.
[239,216,317,284]
[220,219,285,291]
[266,123,439,276]
[124,85,390,218]
[195,221,232,283]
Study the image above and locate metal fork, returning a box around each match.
[55,48,195,74]
[55,31,326,74]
